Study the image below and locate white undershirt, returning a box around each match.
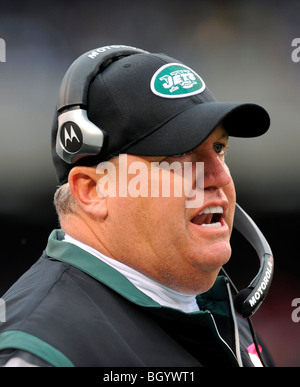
[63,234,199,313]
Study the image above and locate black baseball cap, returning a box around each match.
[52,47,270,185]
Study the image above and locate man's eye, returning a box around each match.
[214,143,228,155]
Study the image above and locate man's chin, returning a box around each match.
[191,240,232,270]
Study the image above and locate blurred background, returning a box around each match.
[0,0,299,367]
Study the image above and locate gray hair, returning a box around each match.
[53,183,77,220]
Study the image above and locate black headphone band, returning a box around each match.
[57,45,149,112]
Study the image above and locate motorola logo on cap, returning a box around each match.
[60,122,83,153]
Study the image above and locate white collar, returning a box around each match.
[63,234,199,313]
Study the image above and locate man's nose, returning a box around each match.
[203,157,232,190]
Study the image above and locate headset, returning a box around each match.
[56,45,149,164]
[55,45,274,364]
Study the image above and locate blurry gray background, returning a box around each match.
[0,0,299,366]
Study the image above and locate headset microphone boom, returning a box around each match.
[226,203,274,318]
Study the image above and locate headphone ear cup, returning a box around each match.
[234,288,252,316]
[55,45,148,168]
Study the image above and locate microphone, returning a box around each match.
[229,203,274,318]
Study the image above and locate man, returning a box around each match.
[0,45,274,367]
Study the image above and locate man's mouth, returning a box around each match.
[190,206,224,228]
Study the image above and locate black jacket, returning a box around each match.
[0,230,274,367]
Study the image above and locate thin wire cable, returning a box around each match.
[221,267,267,367]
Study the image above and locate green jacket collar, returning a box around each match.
[46,229,232,317]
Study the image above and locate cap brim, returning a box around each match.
[123,102,270,156]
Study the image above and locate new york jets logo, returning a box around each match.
[150,63,205,99]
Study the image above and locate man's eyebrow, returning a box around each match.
[217,130,229,141]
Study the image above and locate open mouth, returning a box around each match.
[190,206,224,228]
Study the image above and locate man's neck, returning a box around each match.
[63,233,200,313]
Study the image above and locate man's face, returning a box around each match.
[99,125,236,294]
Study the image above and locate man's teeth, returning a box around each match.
[201,222,222,228]
[198,206,223,227]
[199,206,223,215]
[191,206,224,227]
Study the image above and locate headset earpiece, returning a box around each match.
[55,45,149,164]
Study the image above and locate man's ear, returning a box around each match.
[68,166,108,219]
